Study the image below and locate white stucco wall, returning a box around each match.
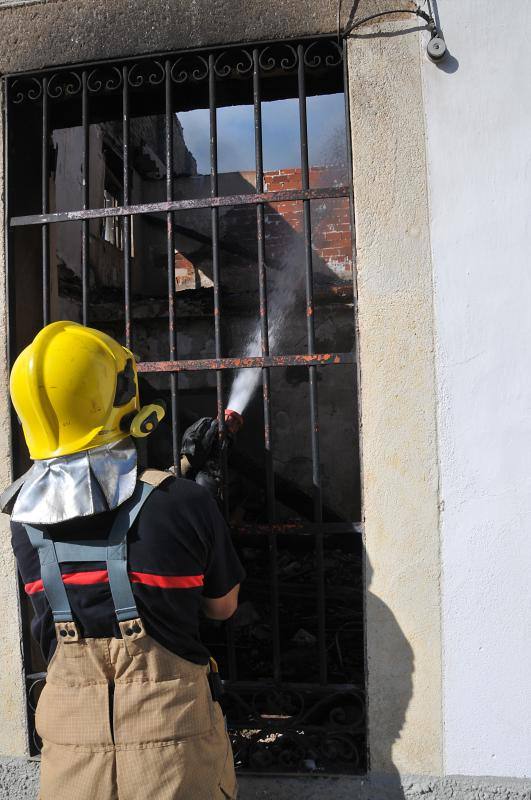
[421,0,531,778]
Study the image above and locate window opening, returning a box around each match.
[4,36,364,775]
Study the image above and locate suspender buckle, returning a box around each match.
[55,620,81,642]
[119,617,147,656]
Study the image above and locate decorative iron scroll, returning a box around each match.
[259,43,298,73]
[128,59,165,88]
[232,729,362,772]
[9,38,344,104]
[303,39,343,69]
[224,684,365,773]
[170,53,209,83]
[27,673,364,772]
[224,687,365,773]
[10,76,43,104]
[47,71,82,100]
[26,673,45,754]
[87,65,123,94]
[214,48,254,78]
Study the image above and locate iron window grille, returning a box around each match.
[4,36,365,775]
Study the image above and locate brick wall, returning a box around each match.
[174,166,352,290]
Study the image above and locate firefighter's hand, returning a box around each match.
[180,417,219,471]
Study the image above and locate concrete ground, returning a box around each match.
[1,759,531,800]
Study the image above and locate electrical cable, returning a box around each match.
[337,0,344,42]
[339,3,435,39]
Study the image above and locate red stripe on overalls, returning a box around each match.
[24,570,204,595]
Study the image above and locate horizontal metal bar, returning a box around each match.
[137,352,355,373]
[10,186,350,227]
[222,680,363,693]
[3,32,340,80]
[232,522,363,536]
[234,771,363,779]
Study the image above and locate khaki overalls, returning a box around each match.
[25,473,238,800]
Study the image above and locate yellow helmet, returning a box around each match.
[10,321,165,460]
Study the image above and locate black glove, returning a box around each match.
[180,417,219,472]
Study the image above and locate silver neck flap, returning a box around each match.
[10,438,138,525]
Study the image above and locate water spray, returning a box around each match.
[227,330,263,416]
[227,251,304,415]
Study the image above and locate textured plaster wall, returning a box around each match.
[0,86,30,759]
[421,0,531,779]
[347,27,443,775]
[0,0,343,74]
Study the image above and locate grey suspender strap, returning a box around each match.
[24,528,74,623]
[106,480,154,622]
[23,480,155,624]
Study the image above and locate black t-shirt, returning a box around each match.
[11,476,245,665]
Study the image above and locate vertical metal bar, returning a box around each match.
[165,60,180,474]
[5,78,38,757]
[81,70,89,325]
[208,58,222,407]
[208,53,228,510]
[209,53,236,681]
[41,77,50,325]
[342,41,358,312]
[298,43,326,685]
[122,65,132,349]
[5,79,18,475]
[253,47,280,682]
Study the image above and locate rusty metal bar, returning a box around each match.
[165,59,180,474]
[208,52,227,508]
[137,352,354,373]
[233,521,363,536]
[81,70,89,325]
[209,52,236,682]
[4,79,17,456]
[122,64,132,349]
[41,77,50,325]
[298,43,326,686]
[10,186,350,227]
[253,47,280,683]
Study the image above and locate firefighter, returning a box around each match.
[1,321,243,800]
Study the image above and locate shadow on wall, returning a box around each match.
[233,553,414,799]
[363,553,414,800]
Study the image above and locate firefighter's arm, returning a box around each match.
[202,583,240,621]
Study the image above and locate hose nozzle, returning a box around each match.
[225,409,243,434]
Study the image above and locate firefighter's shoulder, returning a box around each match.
[139,468,174,488]
[139,468,213,498]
